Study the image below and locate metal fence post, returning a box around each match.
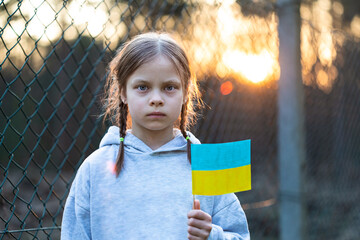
[277,0,306,239]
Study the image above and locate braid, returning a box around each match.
[115,101,128,177]
[180,104,191,164]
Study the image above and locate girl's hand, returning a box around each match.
[187,199,212,240]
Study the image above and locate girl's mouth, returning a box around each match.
[147,112,166,117]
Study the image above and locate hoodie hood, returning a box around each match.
[99,126,200,154]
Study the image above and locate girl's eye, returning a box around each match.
[165,86,175,91]
[137,85,148,91]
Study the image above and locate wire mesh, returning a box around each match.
[1,0,359,239]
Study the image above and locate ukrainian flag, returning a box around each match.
[191,139,251,196]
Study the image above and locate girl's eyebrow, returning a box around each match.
[131,79,148,84]
[131,79,181,85]
[163,79,181,85]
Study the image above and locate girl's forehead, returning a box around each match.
[144,55,176,68]
[127,55,182,83]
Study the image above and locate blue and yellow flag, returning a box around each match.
[191,140,251,196]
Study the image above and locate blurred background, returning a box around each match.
[0,0,359,239]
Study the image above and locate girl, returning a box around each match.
[61,32,250,240]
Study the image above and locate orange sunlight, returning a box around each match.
[180,0,280,85]
[222,50,276,83]
[0,0,345,91]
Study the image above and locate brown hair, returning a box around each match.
[102,32,202,176]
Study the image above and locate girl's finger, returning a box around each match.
[188,210,212,221]
[188,218,213,232]
[193,199,200,210]
[188,225,208,238]
[187,235,202,240]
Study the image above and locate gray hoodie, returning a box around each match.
[61,126,250,239]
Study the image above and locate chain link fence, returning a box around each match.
[1,0,359,239]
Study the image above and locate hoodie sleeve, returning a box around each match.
[208,193,250,240]
[61,160,91,240]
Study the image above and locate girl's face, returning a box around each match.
[122,55,186,137]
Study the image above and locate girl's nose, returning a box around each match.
[149,92,164,106]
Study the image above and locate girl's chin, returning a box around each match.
[132,124,172,132]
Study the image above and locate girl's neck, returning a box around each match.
[130,127,175,150]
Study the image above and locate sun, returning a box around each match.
[222,50,277,83]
